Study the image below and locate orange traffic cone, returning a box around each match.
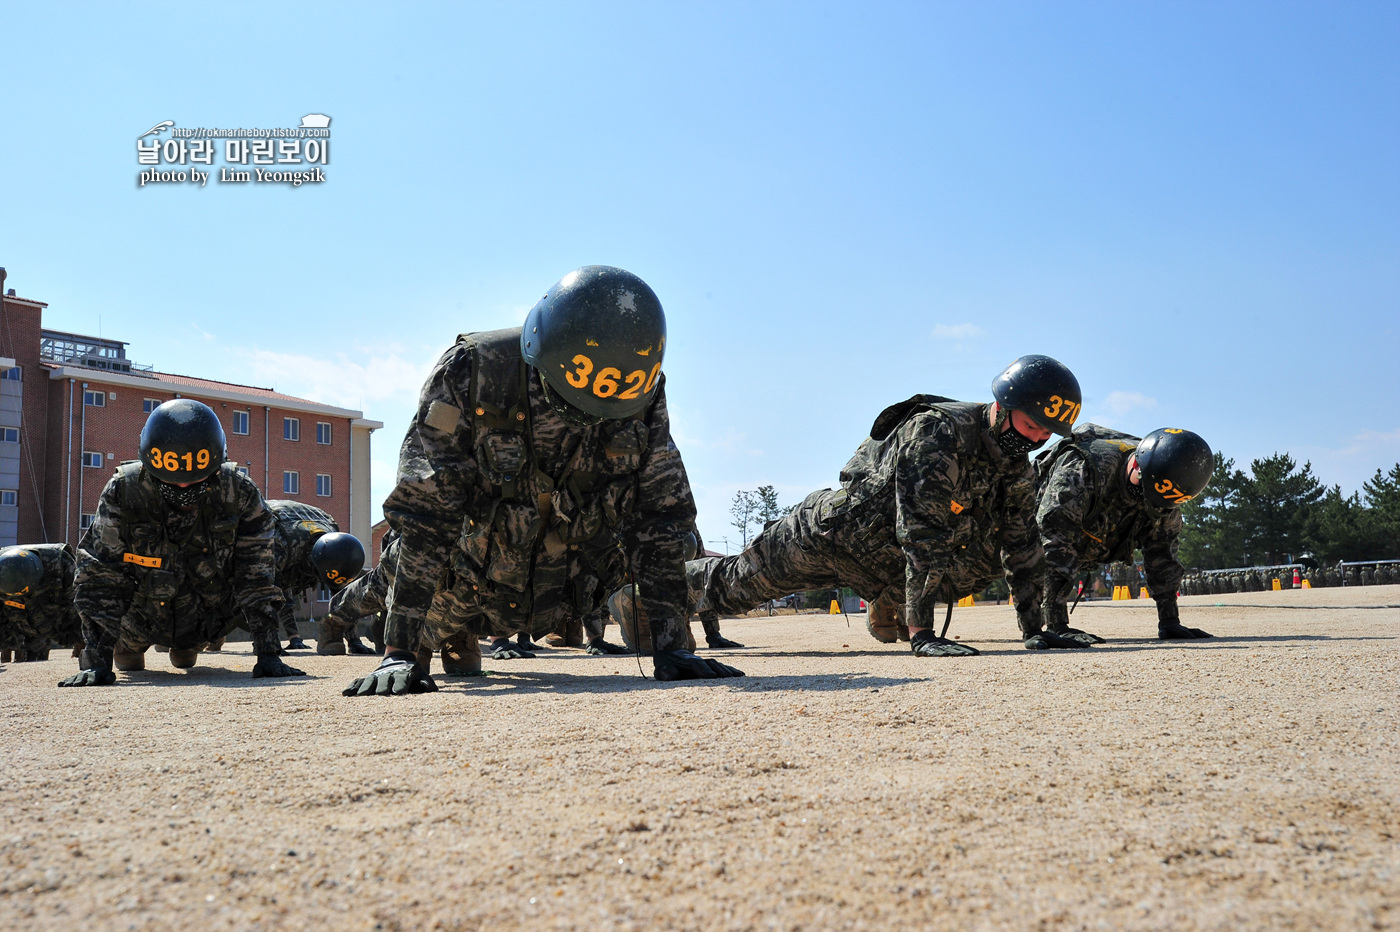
[1139,586,1149,599]
[1292,568,1301,587]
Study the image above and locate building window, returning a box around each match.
[84,390,106,407]
[142,398,161,413]
[79,513,95,529]
[82,451,104,468]
[2,366,20,381]
[316,422,332,445]
[236,465,249,477]
[0,427,17,443]
[283,417,300,441]
[315,474,332,497]
[232,411,250,435]
[0,490,16,507]
[283,470,299,494]
[317,584,332,602]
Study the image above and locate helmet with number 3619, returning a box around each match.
[139,399,227,484]
[521,266,667,420]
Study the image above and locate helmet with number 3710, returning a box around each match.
[520,266,667,420]
[990,354,1083,437]
[139,399,227,484]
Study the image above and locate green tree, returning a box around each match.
[1178,452,1248,568]
[755,485,784,529]
[1306,486,1383,562]
[1236,453,1324,564]
[729,490,758,547]
[1362,464,1400,558]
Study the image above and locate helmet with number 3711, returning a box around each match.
[1135,428,1213,510]
[520,266,667,420]
[139,399,227,484]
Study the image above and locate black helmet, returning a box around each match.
[139,399,226,484]
[311,532,365,588]
[0,547,43,596]
[1135,428,1213,510]
[991,355,1082,437]
[520,266,666,420]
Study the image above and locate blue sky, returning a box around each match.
[2,1,1397,547]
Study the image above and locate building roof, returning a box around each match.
[2,294,49,308]
[151,371,321,405]
[43,362,378,423]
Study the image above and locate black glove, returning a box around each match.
[252,653,307,678]
[1047,626,1105,646]
[343,652,439,697]
[653,649,744,681]
[59,648,116,687]
[1159,622,1213,640]
[1024,630,1093,650]
[58,667,117,687]
[705,634,745,649]
[490,639,535,659]
[910,630,980,657]
[585,638,632,656]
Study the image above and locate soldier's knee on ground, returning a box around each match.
[169,648,199,669]
[114,644,149,672]
[440,633,483,676]
[866,591,904,643]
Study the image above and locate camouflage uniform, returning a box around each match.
[267,500,339,640]
[691,395,1043,635]
[379,328,697,654]
[74,462,284,656]
[0,544,83,659]
[1033,426,1186,633]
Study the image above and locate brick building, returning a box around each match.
[1,282,383,618]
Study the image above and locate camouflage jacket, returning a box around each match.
[267,500,338,626]
[1033,425,1184,608]
[75,462,283,653]
[381,327,697,652]
[827,396,1042,630]
[0,543,81,645]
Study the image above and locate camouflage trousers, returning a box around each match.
[334,541,625,651]
[693,488,900,618]
[109,601,245,653]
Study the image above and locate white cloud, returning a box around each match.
[236,343,434,411]
[931,323,986,340]
[1100,391,1158,418]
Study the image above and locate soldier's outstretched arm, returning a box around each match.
[626,386,741,681]
[347,346,475,696]
[890,419,966,647]
[1028,454,1098,647]
[1142,511,1208,640]
[65,477,135,685]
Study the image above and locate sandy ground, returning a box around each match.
[2,586,1397,931]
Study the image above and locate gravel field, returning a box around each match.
[2,585,1397,931]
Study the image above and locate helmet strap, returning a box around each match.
[537,370,604,428]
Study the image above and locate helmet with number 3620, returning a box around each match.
[139,399,227,484]
[520,266,667,420]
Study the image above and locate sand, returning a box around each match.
[2,585,1397,930]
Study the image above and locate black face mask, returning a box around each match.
[1125,476,1145,503]
[538,371,604,429]
[159,477,210,510]
[996,419,1044,457]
